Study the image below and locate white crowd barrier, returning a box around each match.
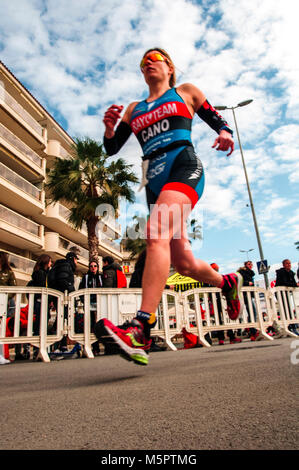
[1,286,298,361]
[0,287,65,362]
[269,287,299,337]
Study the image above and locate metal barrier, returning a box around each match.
[67,288,178,357]
[178,286,274,347]
[0,287,65,362]
[268,287,299,337]
[1,286,298,361]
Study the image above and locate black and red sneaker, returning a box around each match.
[94,318,151,366]
[221,273,243,320]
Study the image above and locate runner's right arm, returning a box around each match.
[103,103,136,155]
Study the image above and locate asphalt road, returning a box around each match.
[0,337,298,451]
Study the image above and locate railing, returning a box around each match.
[0,85,43,137]
[58,235,89,259]
[0,204,41,236]
[0,122,43,167]
[2,250,35,274]
[1,286,298,362]
[58,203,72,220]
[0,287,65,362]
[0,162,42,200]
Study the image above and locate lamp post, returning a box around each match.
[240,248,254,260]
[215,100,269,288]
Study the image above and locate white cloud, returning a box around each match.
[0,0,298,272]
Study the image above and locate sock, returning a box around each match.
[136,310,157,339]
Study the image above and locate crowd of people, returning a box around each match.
[0,248,298,364]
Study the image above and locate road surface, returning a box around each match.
[0,337,298,451]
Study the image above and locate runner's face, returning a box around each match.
[141,50,172,84]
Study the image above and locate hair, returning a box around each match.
[142,47,176,88]
[33,254,52,272]
[210,262,219,271]
[69,246,81,256]
[245,261,253,266]
[66,251,78,261]
[103,256,114,265]
[0,251,12,271]
[282,259,290,265]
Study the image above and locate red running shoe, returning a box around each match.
[94,318,151,366]
[221,273,244,320]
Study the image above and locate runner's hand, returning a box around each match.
[103,105,124,136]
[212,130,234,156]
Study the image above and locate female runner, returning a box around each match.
[95,48,243,365]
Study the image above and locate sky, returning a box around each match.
[0,0,298,284]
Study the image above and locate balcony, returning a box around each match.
[44,232,89,269]
[0,122,45,180]
[3,250,35,285]
[0,204,44,251]
[35,201,88,246]
[0,84,45,144]
[0,162,44,216]
[46,139,73,166]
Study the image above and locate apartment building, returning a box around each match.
[0,61,123,285]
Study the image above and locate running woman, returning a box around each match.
[95,48,243,365]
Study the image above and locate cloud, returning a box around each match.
[0,0,298,274]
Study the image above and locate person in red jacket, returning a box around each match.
[102,256,127,288]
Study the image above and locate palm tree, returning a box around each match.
[46,138,138,262]
[121,215,147,258]
[188,218,202,243]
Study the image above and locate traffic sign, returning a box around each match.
[257,260,269,274]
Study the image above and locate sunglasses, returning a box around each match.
[89,264,98,268]
[140,52,168,69]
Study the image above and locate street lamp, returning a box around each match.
[215,100,269,288]
[240,248,254,260]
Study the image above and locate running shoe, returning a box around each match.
[221,273,244,320]
[94,318,151,366]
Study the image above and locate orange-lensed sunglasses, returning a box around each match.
[140,52,168,69]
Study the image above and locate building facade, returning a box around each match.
[0,61,123,285]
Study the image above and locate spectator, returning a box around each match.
[78,259,103,355]
[48,251,78,352]
[0,251,17,314]
[129,250,147,288]
[204,263,241,345]
[0,251,17,364]
[275,259,299,334]
[102,256,127,288]
[238,261,258,341]
[28,254,53,360]
[276,259,299,288]
[48,252,78,294]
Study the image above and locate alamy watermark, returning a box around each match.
[95,197,204,251]
[290,340,299,365]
